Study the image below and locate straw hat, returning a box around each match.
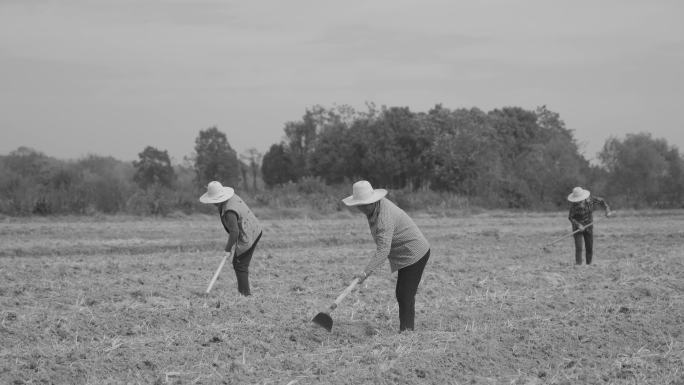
[567,186,590,202]
[199,181,235,204]
[342,180,387,206]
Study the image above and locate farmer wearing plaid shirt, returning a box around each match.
[343,180,431,332]
[567,187,613,265]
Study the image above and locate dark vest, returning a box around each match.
[219,194,262,255]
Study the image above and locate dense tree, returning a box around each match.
[427,106,499,196]
[532,106,590,206]
[308,108,365,184]
[132,146,176,189]
[0,148,183,215]
[483,106,590,207]
[382,106,433,189]
[309,121,358,184]
[261,143,296,187]
[0,147,48,214]
[599,133,682,207]
[281,105,361,183]
[283,109,318,180]
[193,127,241,189]
[2,104,682,215]
[3,147,50,177]
[662,147,684,206]
[353,116,403,187]
[77,155,134,214]
[281,104,616,208]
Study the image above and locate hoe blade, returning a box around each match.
[311,312,333,331]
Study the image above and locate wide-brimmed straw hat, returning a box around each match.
[199,181,235,204]
[567,186,590,202]
[342,180,387,206]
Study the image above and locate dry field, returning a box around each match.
[1,209,683,384]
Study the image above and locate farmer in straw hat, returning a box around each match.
[200,181,263,296]
[567,187,612,265]
[343,180,431,332]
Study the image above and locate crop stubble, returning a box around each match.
[0,211,682,384]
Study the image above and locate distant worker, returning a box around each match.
[343,180,431,332]
[567,187,613,265]
[200,181,263,296]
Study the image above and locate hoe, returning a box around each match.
[542,211,615,252]
[541,222,595,252]
[311,277,360,331]
[202,246,235,307]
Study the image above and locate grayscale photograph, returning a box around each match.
[0,1,682,384]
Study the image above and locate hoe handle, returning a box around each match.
[329,278,359,311]
[543,212,613,250]
[545,222,594,247]
[205,247,234,294]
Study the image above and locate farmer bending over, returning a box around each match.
[567,186,612,266]
[200,181,263,296]
[343,180,431,332]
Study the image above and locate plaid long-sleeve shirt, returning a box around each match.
[568,196,611,228]
[362,198,430,275]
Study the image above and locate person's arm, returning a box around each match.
[223,211,239,253]
[592,196,612,216]
[359,205,393,281]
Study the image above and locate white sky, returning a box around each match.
[1,0,683,163]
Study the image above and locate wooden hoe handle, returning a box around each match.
[206,248,234,294]
[329,278,360,311]
[545,222,594,247]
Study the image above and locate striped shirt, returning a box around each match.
[568,196,610,228]
[363,198,430,275]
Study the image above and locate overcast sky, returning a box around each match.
[1,0,682,163]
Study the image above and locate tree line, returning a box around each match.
[0,104,682,216]
[261,104,683,209]
[0,127,250,216]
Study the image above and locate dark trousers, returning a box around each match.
[396,250,430,332]
[233,232,262,296]
[573,227,593,265]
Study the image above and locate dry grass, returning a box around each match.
[0,210,683,384]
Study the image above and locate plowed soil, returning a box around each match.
[1,210,682,384]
